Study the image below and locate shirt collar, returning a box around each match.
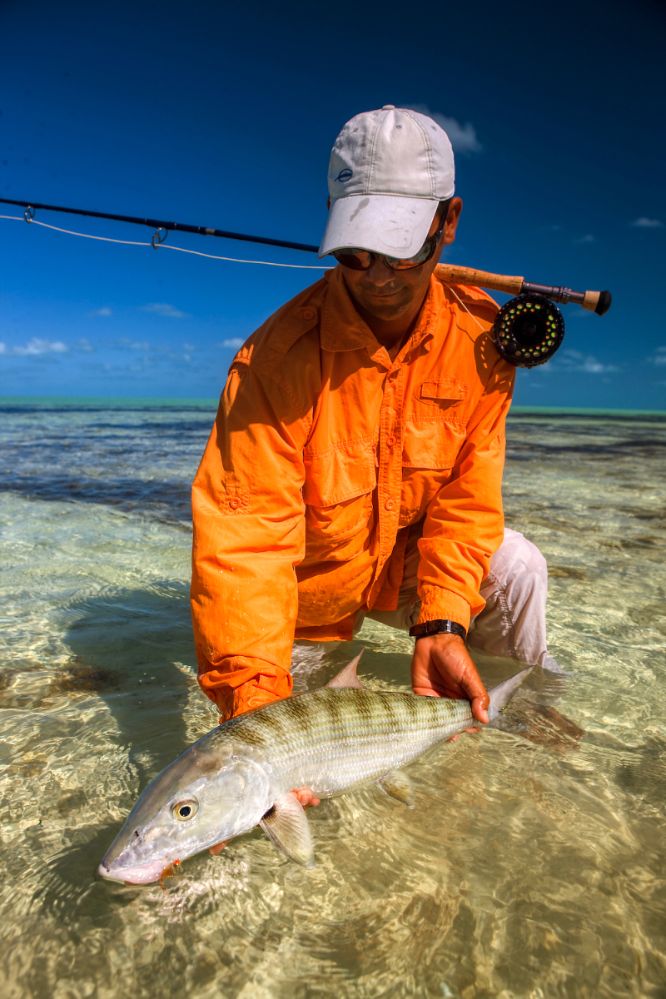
[320,267,445,355]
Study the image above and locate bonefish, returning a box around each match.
[98,655,532,884]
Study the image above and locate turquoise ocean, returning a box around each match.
[0,400,664,998]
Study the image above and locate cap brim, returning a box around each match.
[319,194,439,259]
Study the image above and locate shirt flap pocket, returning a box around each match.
[403,420,466,470]
[419,380,465,402]
[303,445,377,507]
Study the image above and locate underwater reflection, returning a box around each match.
[61,581,196,778]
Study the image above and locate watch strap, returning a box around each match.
[408,619,467,641]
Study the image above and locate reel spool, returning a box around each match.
[492,293,564,368]
[436,264,611,370]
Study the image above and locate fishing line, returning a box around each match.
[0,213,333,270]
[157,243,332,269]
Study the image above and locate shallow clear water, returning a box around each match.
[1,401,664,998]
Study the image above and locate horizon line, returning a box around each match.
[0,395,664,418]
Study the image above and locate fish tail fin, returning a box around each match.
[488,666,534,722]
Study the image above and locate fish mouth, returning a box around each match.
[97,858,171,885]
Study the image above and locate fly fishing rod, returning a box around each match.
[1,197,612,368]
[0,196,319,253]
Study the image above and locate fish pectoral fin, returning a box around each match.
[260,792,315,867]
[378,770,414,807]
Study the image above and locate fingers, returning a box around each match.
[471,695,489,725]
[291,787,320,808]
[447,726,479,743]
[460,660,490,725]
[411,684,440,698]
[208,840,228,856]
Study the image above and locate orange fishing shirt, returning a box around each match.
[191,265,515,720]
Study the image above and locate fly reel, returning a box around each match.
[492,293,564,368]
[436,264,612,370]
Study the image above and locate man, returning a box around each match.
[191,105,550,731]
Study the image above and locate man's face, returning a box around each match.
[340,198,462,327]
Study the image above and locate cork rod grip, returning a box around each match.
[437,264,612,316]
[436,263,524,295]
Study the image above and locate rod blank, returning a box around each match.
[0,197,320,254]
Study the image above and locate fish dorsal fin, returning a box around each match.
[325,651,365,689]
[260,792,314,867]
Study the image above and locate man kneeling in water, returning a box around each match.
[190,106,553,762]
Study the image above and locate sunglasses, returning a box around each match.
[332,218,446,272]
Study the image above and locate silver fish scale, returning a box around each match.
[227,688,473,798]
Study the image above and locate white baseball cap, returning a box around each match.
[319,105,455,259]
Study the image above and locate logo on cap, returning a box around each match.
[336,169,353,183]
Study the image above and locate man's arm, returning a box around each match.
[191,356,309,720]
[410,356,514,721]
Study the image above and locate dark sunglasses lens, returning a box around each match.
[333,250,370,270]
[334,228,440,271]
[397,237,435,269]
[390,255,425,271]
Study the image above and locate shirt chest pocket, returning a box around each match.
[302,445,376,551]
[403,381,467,470]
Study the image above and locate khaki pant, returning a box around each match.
[363,528,552,668]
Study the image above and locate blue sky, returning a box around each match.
[1,0,664,409]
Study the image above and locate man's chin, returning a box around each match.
[357,295,410,320]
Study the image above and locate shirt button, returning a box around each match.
[301,307,316,321]
[384,498,395,511]
[386,435,396,447]
[228,497,240,510]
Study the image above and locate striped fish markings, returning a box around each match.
[98,655,532,884]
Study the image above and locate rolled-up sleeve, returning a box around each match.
[191,355,309,720]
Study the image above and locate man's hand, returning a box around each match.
[411,633,490,724]
[292,787,321,808]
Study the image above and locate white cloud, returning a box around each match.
[221,338,244,349]
[1,338,68,357]
[77,338,94,352]
[113,337,151,352]
[558,349,619,375]
[631,217,663,229]
[649,346,666,366]
[408,105,482,153]
[574,234,595,244]
[90,306,113,317]
[141,302,189,319]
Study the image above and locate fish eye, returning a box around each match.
[172,798,198,821]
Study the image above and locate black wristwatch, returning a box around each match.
[409,619,467,641]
